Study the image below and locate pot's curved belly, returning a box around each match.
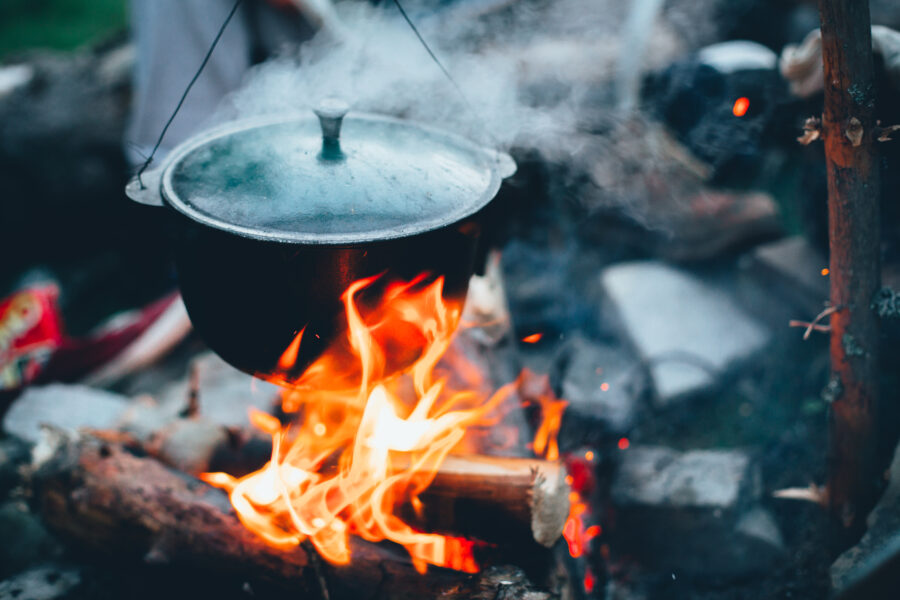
[171,212,482,383]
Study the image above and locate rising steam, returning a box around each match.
[210,0,705,221]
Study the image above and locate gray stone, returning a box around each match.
[151,419,230,476]
[0,64,33,99]
[154,352,281,429]
[746,236,829,316]
[831,442,900,596]
[871,0,900,29]
[0,44,132,267]
[735,506,784,549]
[612,446,757,509]
[2,384,129,444]
[0,502,62,580]
[559,335,645,435]
[610,445,782,577]
[600,261,771,406]
[0,437,30,497]
[0,564,81,600]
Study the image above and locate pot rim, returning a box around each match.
[158,111,516,245]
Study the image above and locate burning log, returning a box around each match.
[29,429,313,586]
[27,430,570,597]
[414,454,570,548]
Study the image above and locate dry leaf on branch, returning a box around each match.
[797,116,822,145]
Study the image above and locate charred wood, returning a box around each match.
[26,431,570,599]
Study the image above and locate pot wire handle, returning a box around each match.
[314,98,350,161]
[134,0,245,187]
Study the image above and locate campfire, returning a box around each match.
[201,274,571,574]
[14,266,591,599]
[8,0,900,597]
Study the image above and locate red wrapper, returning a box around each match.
[0,284,65,390]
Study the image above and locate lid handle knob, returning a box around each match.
[314,98,349,160]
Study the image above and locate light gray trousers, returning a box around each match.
[125,0,312,166]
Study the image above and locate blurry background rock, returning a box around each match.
[0,34,170,336]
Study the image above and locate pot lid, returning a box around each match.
[156,100,515,244]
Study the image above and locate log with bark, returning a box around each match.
[414,454,570,548]
[26,429,571,599]
[817,0,883,530]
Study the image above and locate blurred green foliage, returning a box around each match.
[0,0,127,58]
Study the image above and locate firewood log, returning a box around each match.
[26,430,570,599]
[417,454,570,548]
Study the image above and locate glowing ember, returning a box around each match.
[584,569,596,593]
[277,327,305,371]
[203,275,554,574]
[732,96,750,117]
[562,487,599,559]
[821,268,830,276]
[618,437,630,450]
[562,453,601,593]
[521,332,543,343]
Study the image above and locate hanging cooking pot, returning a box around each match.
[126,99,515,381]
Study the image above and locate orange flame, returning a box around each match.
[277,326,306,371]
[203,276,527,573]
[561,453,601,585]
[532,392,567,462]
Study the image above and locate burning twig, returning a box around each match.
[789,305,837,340]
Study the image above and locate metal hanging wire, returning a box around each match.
[390,0,499,146]
[134,0,500,190]
[135,0,246,187]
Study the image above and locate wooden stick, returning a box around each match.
[28,431,568,591]
[417,454,570,548]
[817,0,882,530]
[114,417,569,548]
[29,429,313,586]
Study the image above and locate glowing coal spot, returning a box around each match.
[732,97,750,117]
[584,570,596,593]
[521,332,543,343]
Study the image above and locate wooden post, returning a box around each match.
[817,0,882,529]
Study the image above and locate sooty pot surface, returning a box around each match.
[127,100,515,379]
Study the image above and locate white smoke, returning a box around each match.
[215,1,680,147]
[209,0,705,221]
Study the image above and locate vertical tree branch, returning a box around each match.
[818,0,882,529]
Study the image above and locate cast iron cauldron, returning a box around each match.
[127,100,515,380]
